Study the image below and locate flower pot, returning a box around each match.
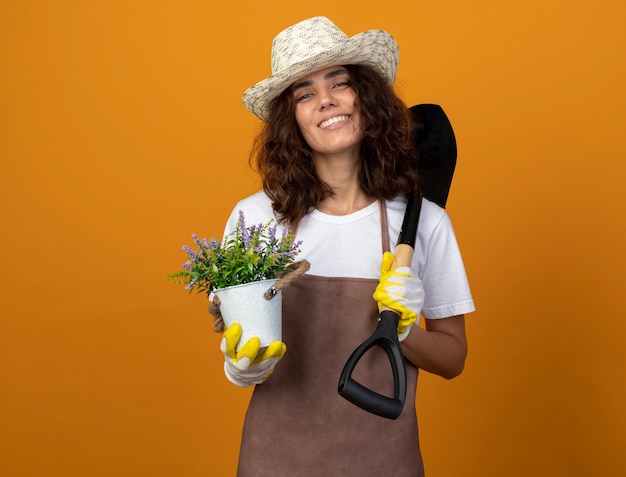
[214,278,282,350]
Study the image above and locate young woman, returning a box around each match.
[216,16,475,476]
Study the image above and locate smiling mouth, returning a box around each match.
[319,115,350,129]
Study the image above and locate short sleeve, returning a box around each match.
[419,210,475,319]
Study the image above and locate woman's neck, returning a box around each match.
[313,152,374,216]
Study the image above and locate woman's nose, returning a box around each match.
[318,88,337,110]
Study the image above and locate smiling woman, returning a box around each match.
[206,16,475,477]
[292,66,363,167]
[2,1,625,476]
[256,61,420,224]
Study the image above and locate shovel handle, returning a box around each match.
[337,190,423,420]
[337,309,407,420]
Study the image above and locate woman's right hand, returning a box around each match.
[220,323,287,387]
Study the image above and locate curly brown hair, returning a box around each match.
[249,64,419,225]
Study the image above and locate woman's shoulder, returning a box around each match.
[227,190,278,225]
[386,195,448,233]
[233,190,272,210]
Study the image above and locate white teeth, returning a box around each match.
[319,115,349,128]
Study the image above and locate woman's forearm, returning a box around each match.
[401,315,467,379]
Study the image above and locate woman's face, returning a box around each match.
[291,66,364,157]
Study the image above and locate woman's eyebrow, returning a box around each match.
[292,68,349,93]
[292,79,313,93]
[323,68,349,80]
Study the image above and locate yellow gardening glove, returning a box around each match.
[220,323,287,387]
[373,251,425,341]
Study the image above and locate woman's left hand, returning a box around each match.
[373,251,425,341]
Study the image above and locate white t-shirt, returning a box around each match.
[223,191,475,319]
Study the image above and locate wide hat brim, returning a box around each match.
[242,29,399,121]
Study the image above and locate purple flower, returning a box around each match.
[268,223,277,241]
[169,212,302,295]
[207,238,220,249]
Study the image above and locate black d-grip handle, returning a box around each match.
[338,310,407,420]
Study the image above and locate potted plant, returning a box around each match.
[168,211,305,347]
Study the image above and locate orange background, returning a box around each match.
[1,1,625,475]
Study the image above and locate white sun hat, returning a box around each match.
[242,16,399,121]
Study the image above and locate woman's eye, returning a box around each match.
[296,93,313,102]
[334,81,350,89]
